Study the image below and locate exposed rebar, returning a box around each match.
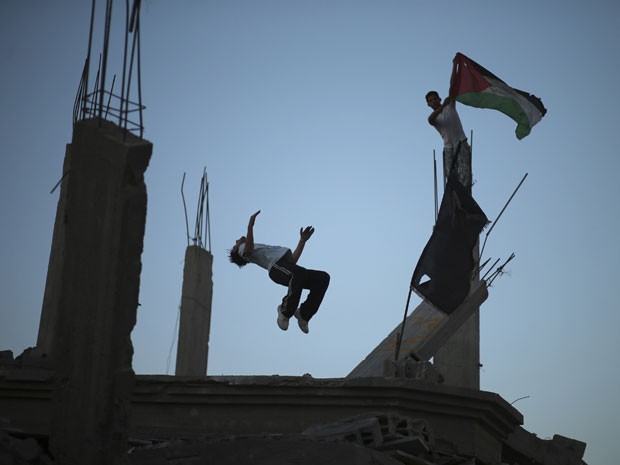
[479,173,528,261]
[74,0,145,137]
[181,173,190,248]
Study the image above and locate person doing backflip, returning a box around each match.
[426,56,472,191]
[228,210,330,334]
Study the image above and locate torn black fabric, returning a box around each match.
[411,174,488,314]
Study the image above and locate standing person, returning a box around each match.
[425,58,472,190]
[228,210,330,334]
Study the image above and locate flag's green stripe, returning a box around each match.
[456,92,532,140]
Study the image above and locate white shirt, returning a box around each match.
[238,242,290,271]
[432,103,467,149]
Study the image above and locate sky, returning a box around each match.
[1,1,619,464]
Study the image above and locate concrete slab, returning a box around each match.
[348,281,488,378]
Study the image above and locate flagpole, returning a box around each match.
[394,286,414,361]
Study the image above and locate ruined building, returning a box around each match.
[0,2,588,464]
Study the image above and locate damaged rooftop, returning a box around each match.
[2,2,617,465]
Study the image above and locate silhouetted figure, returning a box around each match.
[229,210,330,334]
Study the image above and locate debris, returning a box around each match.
[383,359,444,383]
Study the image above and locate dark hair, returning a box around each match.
[228,248,248,268]
[425,90,439,101]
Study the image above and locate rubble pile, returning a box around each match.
[124,413,500,465]
[0,429,53,465]
[302,413,478,465]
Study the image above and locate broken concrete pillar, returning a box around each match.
[49,119,151,465]
[435,149,481,390]
[36,144,72,357]
[348,280,487,378]
[175,245,213,376]
[433,310,480,389]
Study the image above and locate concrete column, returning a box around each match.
[36,144,72,357]
[433,309,480,388]
[435,148,480,389]
[175,245,213,376]
[50,119,152,465]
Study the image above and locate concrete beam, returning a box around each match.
[347,281,488,378]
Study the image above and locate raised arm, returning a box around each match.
[243,210,260,256]
[428,57,460,125]
[291,226,314,263]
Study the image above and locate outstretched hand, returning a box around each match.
[299,226,315,241]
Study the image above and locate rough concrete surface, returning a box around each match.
[128,435,405,465]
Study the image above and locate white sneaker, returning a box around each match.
[294,309,309,334]
[277,305,289,331]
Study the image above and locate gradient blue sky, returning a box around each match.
[1,2,619,464]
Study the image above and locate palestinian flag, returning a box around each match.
[449,52,547,139]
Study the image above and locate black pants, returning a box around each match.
[268,254,330,321]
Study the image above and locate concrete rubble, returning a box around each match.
[123,412,481,465]
[302,413,433,456]
[503,426,587,465]
[0,428,53,465]
[127,434,406,465]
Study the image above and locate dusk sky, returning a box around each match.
[1,2,619,464]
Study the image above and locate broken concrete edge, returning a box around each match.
[0,348,54,382]
[0,369,522,429]
[0,368,522,423]
[131,373,523,456]
[0,369,588,465]
[126,434,408,465]
[77,117,148,146]
[136,373,518,409]
[503,425,587,465]
[135,375,583,464]
[126,417,587,465]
